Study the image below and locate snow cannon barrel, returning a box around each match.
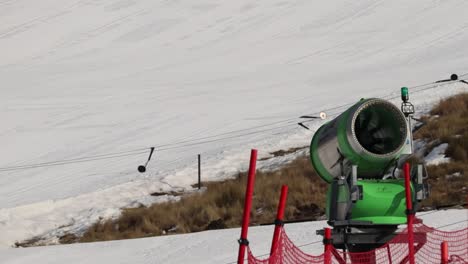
[310,98,408,183]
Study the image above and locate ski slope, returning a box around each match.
[1,0,468,247]
[1,209,467,264]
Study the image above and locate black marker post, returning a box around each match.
[138,147,155,173]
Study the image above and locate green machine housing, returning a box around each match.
[310,97,429,250]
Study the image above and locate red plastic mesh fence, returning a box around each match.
[248,228,325,264]
[247,221,467,264]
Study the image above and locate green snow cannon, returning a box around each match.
[310,98,419,226]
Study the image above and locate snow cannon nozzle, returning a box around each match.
[310,98,409,183]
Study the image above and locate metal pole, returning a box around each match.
[237,149,258,264]
[198,154,201,190]
[270,185,288,256]
[404,162,415,264]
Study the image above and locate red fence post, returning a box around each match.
[237,149,258,264]
[441,241,449,264]
[404,162,415,264]
[324,228,332,264]
[270,185,288,256]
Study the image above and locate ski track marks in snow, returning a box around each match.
[1,0,468,248]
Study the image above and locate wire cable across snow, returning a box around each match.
[1,73,467,173]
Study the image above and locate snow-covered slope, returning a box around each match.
[0,209,468,264]
[1,210,466,264]
[1,0,468,247]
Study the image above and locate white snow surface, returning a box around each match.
[425,143,450,166]
[1,209,466,264]
[1,0,468,248]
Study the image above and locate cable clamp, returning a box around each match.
[274,219,284,227]
[238,238,249,246]
[406,209,416,215]
[323,238,333,245]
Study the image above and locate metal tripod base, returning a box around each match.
[324,224,399,251]
[317,221,427,255]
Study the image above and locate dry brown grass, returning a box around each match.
[415,93,468,148]
[422,161,468,208]
[414,93,468,208]
[76,93,467,244]
[79,156,327,243]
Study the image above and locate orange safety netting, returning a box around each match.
[247,221,468,264]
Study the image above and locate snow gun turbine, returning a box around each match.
[310,88,429,251]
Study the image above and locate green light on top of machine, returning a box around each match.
[401,87,409,102]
